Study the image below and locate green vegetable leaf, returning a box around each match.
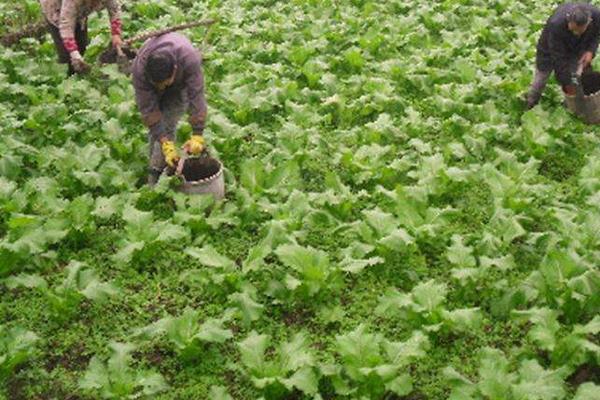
[209,385,234,400]
[573,383,600,400]
[238,331,269,373]
[185,245,236,269]
[228,288,264,326]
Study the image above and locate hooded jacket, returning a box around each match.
[132,33,208,135]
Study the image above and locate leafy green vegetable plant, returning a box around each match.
[323,324,429,399]
[135,308,233,360]
[376,280,482,333]
[273,244,342,302]
[512,310,600,373]
[238,331,319,399]
[444,347,566,400]
[112,205,189,266]
[4,261,119,321]
[0,325,38,382]
[79,342,168,399]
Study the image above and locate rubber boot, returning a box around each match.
[147,169,162,186]
[148,141,167,186]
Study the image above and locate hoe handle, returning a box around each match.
[124,19,216,47]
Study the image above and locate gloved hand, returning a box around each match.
[70,51,91,74]
[183,135,205,155]
[161,139,180,168]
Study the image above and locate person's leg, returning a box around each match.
[161,89,186,140]
[75,20,89,57]
[526,69,551,109]
[148,133,165,185]
[147,91,186,185]
[47,22,73,76]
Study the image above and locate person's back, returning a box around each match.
[133,33,200,85]
[131,32,208,184]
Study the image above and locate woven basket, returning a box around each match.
[177,158,225,200]
[565,72,600,124]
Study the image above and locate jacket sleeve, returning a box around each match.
[548,29,574,86]
[133,71,163,130]
[58,0,80,53]
[581,13,600,56]
[106,0,122,36]
[183,51,208,134]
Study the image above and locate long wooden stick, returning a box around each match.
[1,18,216,48]
[124,19,216,46]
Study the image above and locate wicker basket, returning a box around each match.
[564,72,600,124]
[176,157,225,200]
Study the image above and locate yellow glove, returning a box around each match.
[161,140,179,168]
[184,135,205,156]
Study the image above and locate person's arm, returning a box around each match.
[548,29,574,87]
[106,0,123,49]
[133,70,180,167]
[58,0,91,73]
[133,72,163,137]
[58,0,80,56]
[581,12,600,57]
[184,51,208,135]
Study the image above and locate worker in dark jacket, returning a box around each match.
[527,3,600,109]
[132,32,208,185]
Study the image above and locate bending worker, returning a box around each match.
[40,0,123,76]
[527,2,600,109]
[131,32,208,185]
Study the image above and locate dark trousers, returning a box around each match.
[527,69,552,105]
[47,21,89,76]
[527,65,594,106]
[148,89,188,184]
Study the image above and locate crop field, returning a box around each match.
[1,0,599,399]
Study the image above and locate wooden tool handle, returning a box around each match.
[123,19,216,46]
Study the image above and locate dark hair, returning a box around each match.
[567,6,591,26]
[145,52,176,83]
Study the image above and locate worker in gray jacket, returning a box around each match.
[131,32,208,184]
[40,0,123,76]
[527,2,600,109]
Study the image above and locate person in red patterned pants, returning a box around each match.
[39,0,123,76]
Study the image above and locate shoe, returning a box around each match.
[524,93,539,110]
[147,169,162,186]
